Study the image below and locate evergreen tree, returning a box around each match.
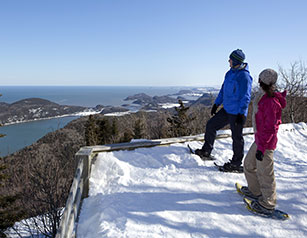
[85,115,98,146]
[133,119,145,139]
[86,116,121,145]
[120,131,133,143]
[110,119,119,143]
[167,100,195,137]
[97,117,113,145]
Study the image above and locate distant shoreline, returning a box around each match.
[2,110,102,127]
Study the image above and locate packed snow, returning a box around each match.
[77,123,307,238]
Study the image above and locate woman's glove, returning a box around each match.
[256,150,264,161]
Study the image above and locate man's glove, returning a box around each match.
[235,114,246,125]
[211,104,218,116]
[256,150,264,161]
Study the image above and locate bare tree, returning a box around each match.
[278,61,307,123]
[0,93,25,238]
[8,150,72,238]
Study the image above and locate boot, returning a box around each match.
[195,149,214,160]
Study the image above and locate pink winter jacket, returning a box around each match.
[255,91,287,153]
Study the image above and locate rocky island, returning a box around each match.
[124,93,182,110]
[0,98,94,125]
[123,87,219,110]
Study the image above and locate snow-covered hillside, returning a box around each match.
[77,123,307,238]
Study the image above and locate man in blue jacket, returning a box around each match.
[195,49,253,172]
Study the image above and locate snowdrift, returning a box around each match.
[77,123,307,238]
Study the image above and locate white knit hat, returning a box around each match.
[259,68,278,85]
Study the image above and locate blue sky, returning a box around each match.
[1,0,307,86]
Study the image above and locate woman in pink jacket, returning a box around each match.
[241,68,287,214]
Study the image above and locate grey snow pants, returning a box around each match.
[243,142,277,209]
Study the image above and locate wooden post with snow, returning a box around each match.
[55,148,95,238]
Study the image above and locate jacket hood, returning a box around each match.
[274,90,287,109]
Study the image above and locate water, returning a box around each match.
[0,86,187,156]
[0,86,184,107]
[0,116,77,156]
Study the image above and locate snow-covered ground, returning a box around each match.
[77,123,307,238]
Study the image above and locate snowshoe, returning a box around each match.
[243,197,290,220]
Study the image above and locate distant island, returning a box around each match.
[0,98,97,125]
[123,87,219,110]
[0,87,219,125]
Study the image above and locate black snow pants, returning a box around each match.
[202,108,245,166]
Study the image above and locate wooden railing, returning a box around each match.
[55,132,253,238]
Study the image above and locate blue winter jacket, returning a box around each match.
[215,63,253,116]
